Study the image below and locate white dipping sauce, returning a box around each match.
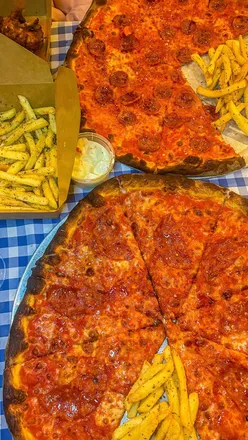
[72,137,111,181]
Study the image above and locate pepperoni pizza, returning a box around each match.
[66,0,248,175]
[4,174,248,439]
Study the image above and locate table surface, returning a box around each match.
[1,21,248,439]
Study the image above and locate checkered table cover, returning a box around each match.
[0,21,248,439]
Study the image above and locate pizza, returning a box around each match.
[66,0,247,176]
[4,174,248,439]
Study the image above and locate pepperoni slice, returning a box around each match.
[163,113,184,129]
[159,25,176,39]
[109,71,128,87]
[145,51,162,66]
[193,28,211,46]
[94,86,113,105]
[142,98,161,115]
[180,19,196,35]
[118,111,137,125]
[204,105,219,121]
[112,14,131,27]
[190,136,211,153]
[232,16,248,33]
[88,39,106,57]
[175,90,196,108]
[209,0,227,11]
[154,84,172,99]
[138,134,161,152]
[120,34,139,52]
[176,47,192,63]
[170,69,186,84]
[154,216,191,269]
[120,91,141,105]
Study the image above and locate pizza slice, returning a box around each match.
[4,325,165,440]
[184,191,248,313]
[118,174,227,318]
[178,289,248,354]
[6,178,162,365]
[167,322,248,440]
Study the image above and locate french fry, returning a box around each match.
[112,414,146,440]
[24,118,49,133]
[209,67,221,90]
[0,204,37,211]
[42,179,57,209]
[0,187,48,206]
[25,134,46,170]
[213,102,248,128]
[48,176,59,201]
[127,402,140,419]
[232,41,246,65]
[208,47,215,59]
[165,417,181,440]
[0,110,25,136]
[34,153,45,169]
[238,35,248,62]
[128,359,174,403]
[3,125,25,145]
[0,170,41,187]
[18,95,36,120]
[0,196,29,207]
[228,100,248,135]
[236,62,248,82]
[197,79,247,98]
[163,345,172,362]
[0,150,29,161]
[222,53,232,83]
[125,361,151,411]
[215,97,225,113]
[121,404,161,440]
[2,144,26,152]
[244,85,248,118]
[191,53,207,74]
[138,386,164,413]
[34,106,55,115]
[7,161,27,175]
[207,44,224,75]
[0,108,16,121]
[24,133,36,155]
[172,349,192,431]
[33,187,42,197]
[188,392,199,425]
[45,128,56,148]
[49,113,57,134]
[154,415,172,440]
[22,166,55,177]
[164,376,180,422]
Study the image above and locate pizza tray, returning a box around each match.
[12,215,67,320]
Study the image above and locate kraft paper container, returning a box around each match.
[0,0,52,62]
[0,34,81,219]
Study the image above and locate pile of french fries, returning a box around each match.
[0,96,58,212]
[192,34,248,135]
[112,346,199,440]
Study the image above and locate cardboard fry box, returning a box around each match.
[0,0,52,62]
[0,34,81,219]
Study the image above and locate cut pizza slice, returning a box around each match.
[6,179,162,365]
[4,325,165,440]
[118,174,227,318]
[184,190,248,313]
[167,322,248,440]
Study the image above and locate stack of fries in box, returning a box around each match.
[113,346,199,440]
[192,34,248,137]
[0,96,59,211]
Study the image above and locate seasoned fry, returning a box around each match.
[172,349,192,431]
[213,102,248,128]
[128,359,174,402]
[34,106,55,115]
[45,127,56,148]
[127,402,140,419]
[0,170,41,187]
[34,153,45,169]
[0,149,29,161]
[112,414,146,440]
[164,376,180,421]
[154,416,172,440]
[239,35,248,61]
[138,386,164,413]
[48,177,59,201]
[0,108,16,121]
[18,95,36,120]
[233,41,246,65]
[24,118,48,133]
[228,100,248,135]
[0,196,28,207]
[125,362,151,411]
[25,134,46,170]
[0,187,48,205]
[152,353,164,365]
[222,54,232,83]
[197,79,247,98]
[42,179,57,209]
[0,110,25,136]
[244,86,248,118]
[208,47,215,59]
[24,133,36,154]
[188,392,199,425]
[49,113,57,134]
[207,44,224,75]
[165,417,181,440]
[7,161,27,175]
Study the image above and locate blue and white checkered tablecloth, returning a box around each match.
[0,22,248,440]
